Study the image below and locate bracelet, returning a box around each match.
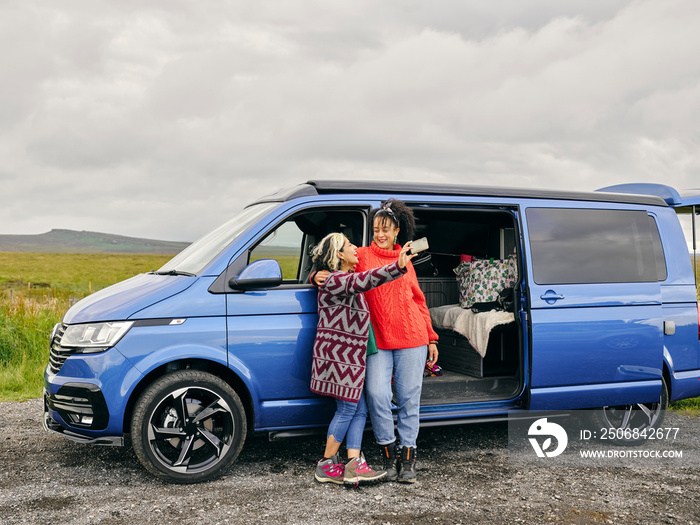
[429,340,438,345]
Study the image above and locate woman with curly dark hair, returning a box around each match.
[314,199,439,483]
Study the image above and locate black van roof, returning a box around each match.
[253,180,669,207]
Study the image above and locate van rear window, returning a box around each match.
[526,208,659,285]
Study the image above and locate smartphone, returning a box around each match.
[410,237,429,254]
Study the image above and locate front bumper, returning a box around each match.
[43,387,124,446]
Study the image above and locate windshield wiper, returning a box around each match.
[152,270,196,277]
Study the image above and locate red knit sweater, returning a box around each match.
[356,242,439,350]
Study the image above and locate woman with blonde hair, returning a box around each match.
[310,232,415,485]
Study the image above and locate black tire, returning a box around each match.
[588,376,669,445]
[130,370,247,483]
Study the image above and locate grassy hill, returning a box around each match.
[0,229,189,255]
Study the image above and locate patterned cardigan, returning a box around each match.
[310,261,406,402]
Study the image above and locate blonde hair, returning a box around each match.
[311,232,346,272]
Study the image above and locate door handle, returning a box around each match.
[664,321,676,336]
[540,290,565,304]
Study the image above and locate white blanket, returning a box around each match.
[430,304,514,358]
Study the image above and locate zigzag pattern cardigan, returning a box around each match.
[310,261,406,402]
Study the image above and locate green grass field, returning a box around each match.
[1,251,699,411]
[0,252,173,401]
[0,252,174,297]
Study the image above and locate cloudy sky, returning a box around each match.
[1,0,699,242]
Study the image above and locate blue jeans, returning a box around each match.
[365,345,427,448]
[327,390,368,451]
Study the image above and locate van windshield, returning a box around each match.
[157,202,278,276]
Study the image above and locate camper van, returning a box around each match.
[44,181,700,482]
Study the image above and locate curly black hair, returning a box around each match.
[369,198,416,246]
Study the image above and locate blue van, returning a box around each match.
[44,181,700,482]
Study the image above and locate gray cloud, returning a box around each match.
[1,0,698,242]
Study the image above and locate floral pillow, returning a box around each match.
[454,256,518,308]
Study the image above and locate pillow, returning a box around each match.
[454,256,517,308]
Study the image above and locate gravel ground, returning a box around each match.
[1,398,700,525]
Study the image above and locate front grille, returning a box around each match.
[49,324,75,374]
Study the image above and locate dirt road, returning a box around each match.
[1,398,699,524]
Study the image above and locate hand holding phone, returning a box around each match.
[409,237,429,255]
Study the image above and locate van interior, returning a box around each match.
[410,206,523,406]
[246,205,524,406]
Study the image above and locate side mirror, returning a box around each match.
[229,259,283,291]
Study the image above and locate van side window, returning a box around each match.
[648,215,668,281]
[250,221,304,280]
[674,206,699,283]
[526,208,659,285]
[248,209,365,284]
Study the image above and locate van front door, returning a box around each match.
[224,204,370,430]
[523,206,664,410]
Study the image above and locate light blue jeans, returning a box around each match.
[327,390,368,451]
[365,345,427,448]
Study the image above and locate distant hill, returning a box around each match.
[0,229,190,255]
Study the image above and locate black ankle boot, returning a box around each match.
[398,446,417,483]
[380,442,400,481]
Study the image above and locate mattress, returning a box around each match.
[429,304,515,358]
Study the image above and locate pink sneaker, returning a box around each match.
[344,453,387,485]
[314,455,345,484]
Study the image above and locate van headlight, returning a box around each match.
[61,322,134,354]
